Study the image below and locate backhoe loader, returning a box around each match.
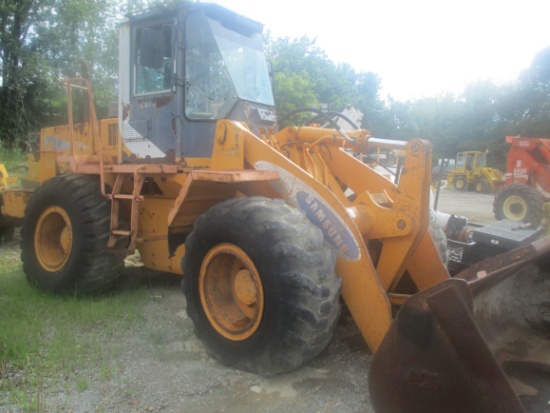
[446,150,504,193]
[1,3,549,412]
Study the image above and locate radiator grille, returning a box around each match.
[108,123,118,146]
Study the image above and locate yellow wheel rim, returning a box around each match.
[476,181,483,192]
[456,178,465,190]
[34,206,73,272]
[199,243,264,341]
[503,196,527,221]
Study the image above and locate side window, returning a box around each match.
[135,23,173,95]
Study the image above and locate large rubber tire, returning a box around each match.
[182,197,341,376]
[453,175,468,191]
[21,174,125,294]
[493,183,544,226]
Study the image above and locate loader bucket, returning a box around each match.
[369,236,550,413]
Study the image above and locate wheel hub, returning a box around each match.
[233,269,258,306]
[199,243,264,341]
[503,196,527,221]
[34,206,73,272]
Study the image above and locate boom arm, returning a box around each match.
[210,119,450,351]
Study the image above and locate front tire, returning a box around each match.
[21,174,125,294]
[493,183,544,225]
[453,176,467,191]
[182,197,341,376]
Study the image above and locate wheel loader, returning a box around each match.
[1,3,550,412]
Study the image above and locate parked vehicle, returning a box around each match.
[494,135,550,227]
[0,4,548,412]
[446,150,504,193]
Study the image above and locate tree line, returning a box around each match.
[1,0,549,168]
[269,35,550,168]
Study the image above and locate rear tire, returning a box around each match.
[493,183,544,226]
[474,179,489,193]
[182,197,341,376]
[21,174,125,294]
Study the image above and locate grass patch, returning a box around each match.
[0,251,149,411]
[0,144,27,173]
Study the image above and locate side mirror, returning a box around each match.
[139,28,165,69]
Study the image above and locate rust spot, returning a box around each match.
[122,149,178,165]
[153,96,172,108]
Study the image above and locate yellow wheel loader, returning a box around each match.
[446,150,505,193]
[0,3,549,411]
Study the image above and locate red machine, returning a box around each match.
[493,136,550,225]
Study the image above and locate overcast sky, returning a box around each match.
[211,0,550,101]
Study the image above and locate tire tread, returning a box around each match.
[183,196,341,376]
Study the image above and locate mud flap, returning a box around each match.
[369,278,526,413]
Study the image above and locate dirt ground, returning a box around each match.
[3,260,375,413]
[433,185,497,225]
[2,187,497,413]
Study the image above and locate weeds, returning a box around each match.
[0,144,27,173]
[0,254,148,411]
[76,379,89,392]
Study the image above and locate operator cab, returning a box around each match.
[456,151,486,171]
[118,3,276,162]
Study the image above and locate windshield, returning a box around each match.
[457,152,486,169]
[185,12,274,120]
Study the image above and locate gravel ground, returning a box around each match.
[2,187,497,413]
[433,185,497,225]
[2,250,374,413]
[77,271,374,413]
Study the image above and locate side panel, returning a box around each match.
[136,197,184,274]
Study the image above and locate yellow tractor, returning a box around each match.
[446,150,504,192]
[0,3,549,412]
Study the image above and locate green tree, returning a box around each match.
[0,0,56,144]
[267,35,384,128]
[506,47,550,136]
[0,0,194,146]
[31,0,120,123]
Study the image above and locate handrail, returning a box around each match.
[61,78,106,197]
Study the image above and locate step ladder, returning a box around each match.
[106,167,145,251]
[105,164,177,251]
